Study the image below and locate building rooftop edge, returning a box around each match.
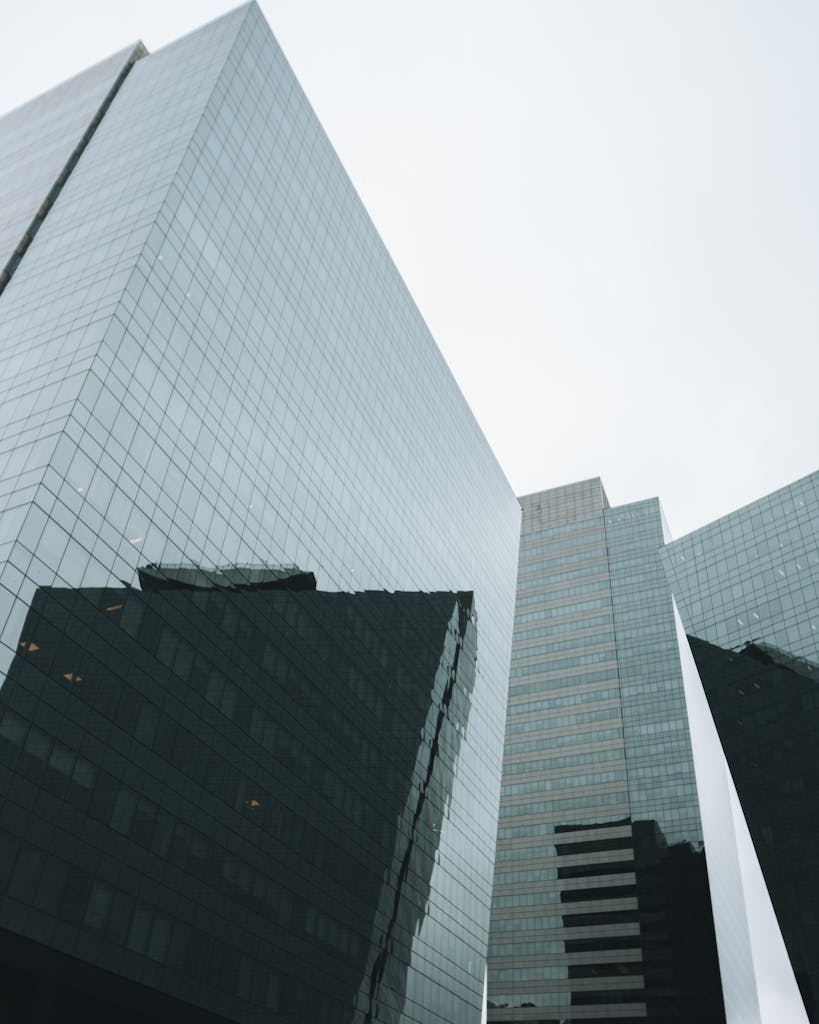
[666,467,819,546]
[517,476,607,505]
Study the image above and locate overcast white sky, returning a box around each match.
[1,0,816,538]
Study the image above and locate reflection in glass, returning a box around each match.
[687,635,819,1020]
[0,566,479,1023]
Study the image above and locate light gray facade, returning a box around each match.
[0,6,520,1022]
[662,471,819,662]
[0,43,145,293]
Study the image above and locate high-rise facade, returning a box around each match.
[487,479,724,1023]
[662,470,819,1021]
[1,572,483,1024]
[0,5,521,1023]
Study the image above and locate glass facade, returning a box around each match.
[663,470,819,1021]
[0,574,481,1023]
[0,4,521,1022]
[487,479,723,1023]
[0,42,145,294]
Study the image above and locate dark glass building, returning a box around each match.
[663,470,819,1021]
[0,571,480,1023]
[0,4,521,1022]
[487,479,724,1023]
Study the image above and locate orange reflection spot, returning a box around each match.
[106,604,123,612]
[19,641,40,652]
[62,672,82,683]
[247,799,261,809]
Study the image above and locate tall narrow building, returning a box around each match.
[0,5,521,1022]
[662,470,819,1022]
[487,479,724,1022]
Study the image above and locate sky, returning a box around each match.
[0,0,816,538]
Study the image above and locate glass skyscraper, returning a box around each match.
[663,470,819,1022]
[487,479,724,1022]
[0,5,521,1022]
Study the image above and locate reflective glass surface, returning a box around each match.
[0,574,479,1023]
[663,470,819,1021]
[0,5,521,1022]
[488,480,723,1022]
[0,43,145,290]
[662,471,819,663]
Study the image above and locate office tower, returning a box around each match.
[0,5,521,1022]
[663,470,819,1021]
[487,479,724,1023]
